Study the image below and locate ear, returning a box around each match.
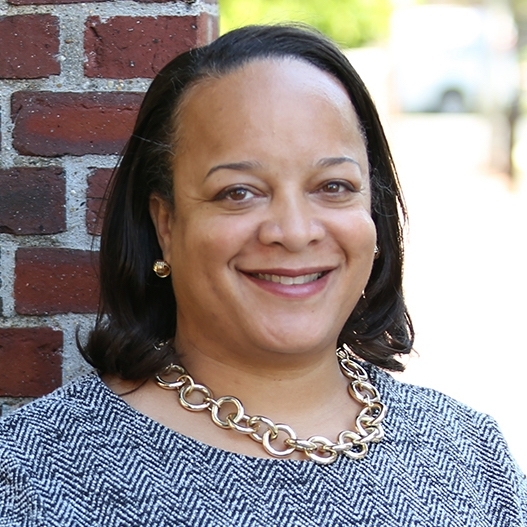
[149,194,175,261]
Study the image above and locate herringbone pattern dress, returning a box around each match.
[1,367,526,526]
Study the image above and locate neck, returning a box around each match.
[173,333,356,439]
[104,339,381,462]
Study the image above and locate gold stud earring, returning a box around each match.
[153,259,171,278]
[374,245,380,259]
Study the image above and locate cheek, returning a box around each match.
[171,213,255,274]
[333,209,376,249]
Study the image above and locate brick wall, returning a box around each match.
[0,0,218,416]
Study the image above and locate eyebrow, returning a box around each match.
[316,156,360,168]
[205,161,262,179]
[205,156,360,179]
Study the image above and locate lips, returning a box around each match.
[253,272,324,285]
[241,268,332,298]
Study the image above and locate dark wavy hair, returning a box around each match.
[81,24,414,378]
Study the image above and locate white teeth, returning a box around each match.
[255,272,322,285]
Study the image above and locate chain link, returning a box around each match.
[155,343,386,464]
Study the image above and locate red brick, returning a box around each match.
[197,13,219,44]
[86,168,112,235]
[0,167,65,235]
[84,15,214,79]
[0,15,60,79]
[15,248,99,315]
[0,328,62,397]
[12,92,143,156]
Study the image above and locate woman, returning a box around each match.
[1,25,525,526]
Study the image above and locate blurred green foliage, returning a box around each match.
[219,0,393,48]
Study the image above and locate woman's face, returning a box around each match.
[151,58,376,362]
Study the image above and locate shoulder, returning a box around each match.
[369,364,522,473]
[1,373,101,421]
[370,365,527,513]
[0,374,115,525]
[0,374,121,458]
[370,365,496,436]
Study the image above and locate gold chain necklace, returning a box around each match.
[155,343,386,465]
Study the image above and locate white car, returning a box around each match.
[390,5,519,113]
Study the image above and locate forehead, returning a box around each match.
[177,58,362,137]
[172,58,368,177]
[216,58,349,103]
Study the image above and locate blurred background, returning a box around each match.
[220,0,527,471]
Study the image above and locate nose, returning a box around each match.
[257,193,325,252]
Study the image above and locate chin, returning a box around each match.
[254,329,340,357]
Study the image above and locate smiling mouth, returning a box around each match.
[252,272,326,285]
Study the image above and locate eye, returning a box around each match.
[322,181,346,193]
[317,180,356,198]
[215,185,258,202]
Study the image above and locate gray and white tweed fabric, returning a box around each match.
[0,366,526,526]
